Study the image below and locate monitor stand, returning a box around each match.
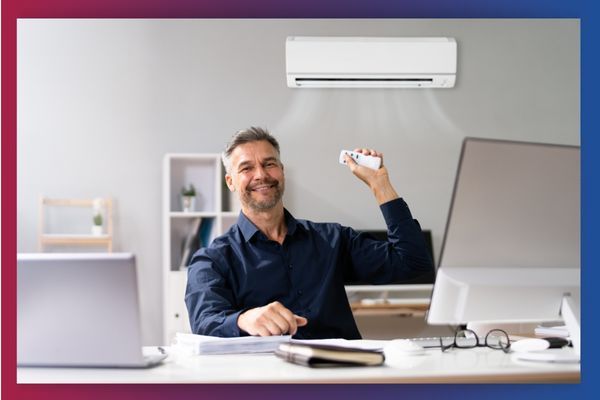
[561,295,580,357]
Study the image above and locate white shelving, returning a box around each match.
[162,153,239,343]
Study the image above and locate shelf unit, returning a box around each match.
[162,153,239,343]
[38,197,113,252]
[345,284,433,317]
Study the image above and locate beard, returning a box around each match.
[241,177,285,211]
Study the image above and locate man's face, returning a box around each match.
[226,140,285,212]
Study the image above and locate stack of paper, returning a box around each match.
[174,333,291,355]
[534,324,570,338]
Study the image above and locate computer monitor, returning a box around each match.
[427,138,580,354]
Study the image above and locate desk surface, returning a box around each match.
[18,346,580,384]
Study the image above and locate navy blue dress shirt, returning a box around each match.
[185,198,433,340]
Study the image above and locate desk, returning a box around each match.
[18,346,580,384]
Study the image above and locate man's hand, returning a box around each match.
[344,148,399,205]
[237,301,308,336]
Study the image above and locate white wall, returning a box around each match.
[17,19,579,344]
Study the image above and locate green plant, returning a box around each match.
[181,184,196,197]
[93,213,103,226]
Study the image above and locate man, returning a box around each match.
[185,127,433,339]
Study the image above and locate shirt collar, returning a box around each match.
[237,208,302,243]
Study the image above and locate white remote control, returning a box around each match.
[339,150,382,170]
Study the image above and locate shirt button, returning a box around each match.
[297,290,303,295]
[289,264,293,269]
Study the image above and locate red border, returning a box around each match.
[2,0,19,393]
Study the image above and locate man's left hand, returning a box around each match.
[344,148,399,205]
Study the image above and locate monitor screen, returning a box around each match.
[427,138,580,326]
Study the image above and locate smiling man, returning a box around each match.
[184,127,433,339]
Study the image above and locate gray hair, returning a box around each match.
[221,127,281,174]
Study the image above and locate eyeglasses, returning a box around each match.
[440,328,511,353]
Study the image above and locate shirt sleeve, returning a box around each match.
[184,248,245,337]
[343,197,434,283]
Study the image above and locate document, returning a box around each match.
[174,333,291,355]
[291,338,387,351]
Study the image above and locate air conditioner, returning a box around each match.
[286,36,457,88]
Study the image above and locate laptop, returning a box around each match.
[17,253,166,368]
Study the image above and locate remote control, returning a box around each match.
[339,150,382,170]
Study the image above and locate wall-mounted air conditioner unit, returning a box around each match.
[286,36,457,88]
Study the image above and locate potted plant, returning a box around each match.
[92,212,103,235]
[91,198,104,235]
[181,184,197,212]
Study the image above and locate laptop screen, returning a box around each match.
[17,253,147,367]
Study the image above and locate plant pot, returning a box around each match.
[181,195,196,212]
[91,225,103,236]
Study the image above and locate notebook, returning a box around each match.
[276,342,385,368]
[17,253,166,368]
